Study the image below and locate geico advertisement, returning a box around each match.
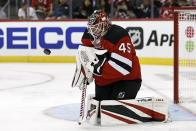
[0,21,87,56]
[0,20,173,57]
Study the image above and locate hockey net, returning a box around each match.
[174,7,196,103]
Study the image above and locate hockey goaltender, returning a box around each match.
[72,10,168,126]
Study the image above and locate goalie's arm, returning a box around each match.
[84,50,133,81]
[95,55,132,80]
[79,43,134,80]
[96,38,134,80]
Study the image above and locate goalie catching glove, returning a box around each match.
[78,46,108,76]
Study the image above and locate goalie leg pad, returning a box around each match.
[87,97,169,126]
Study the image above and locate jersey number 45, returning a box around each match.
[118,43,131,53]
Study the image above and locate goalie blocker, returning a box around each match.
[87,95,169,125]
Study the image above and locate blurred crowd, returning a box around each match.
[0,0,196,20]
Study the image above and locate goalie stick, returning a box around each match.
[78,78,88,125]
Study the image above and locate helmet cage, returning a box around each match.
[88,22,105,39]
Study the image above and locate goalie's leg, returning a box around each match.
[111,79,142,99]
[95,79,142,100]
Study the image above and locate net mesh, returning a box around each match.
[177,10,196,102]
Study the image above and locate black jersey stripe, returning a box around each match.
[110,57,132,73]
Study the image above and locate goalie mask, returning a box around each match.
[87,10,111,39]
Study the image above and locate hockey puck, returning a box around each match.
[44,49,51,55]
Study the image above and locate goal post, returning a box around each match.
[174,7,196,104]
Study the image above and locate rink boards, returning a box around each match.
[0,19,176,65]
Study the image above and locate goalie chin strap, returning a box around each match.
[78,78,88,125]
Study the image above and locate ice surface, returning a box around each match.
[0,63,196,131]
[45,102,196,121]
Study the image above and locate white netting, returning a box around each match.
[177,10,196,103]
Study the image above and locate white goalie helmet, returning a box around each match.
[87,10,111,39]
